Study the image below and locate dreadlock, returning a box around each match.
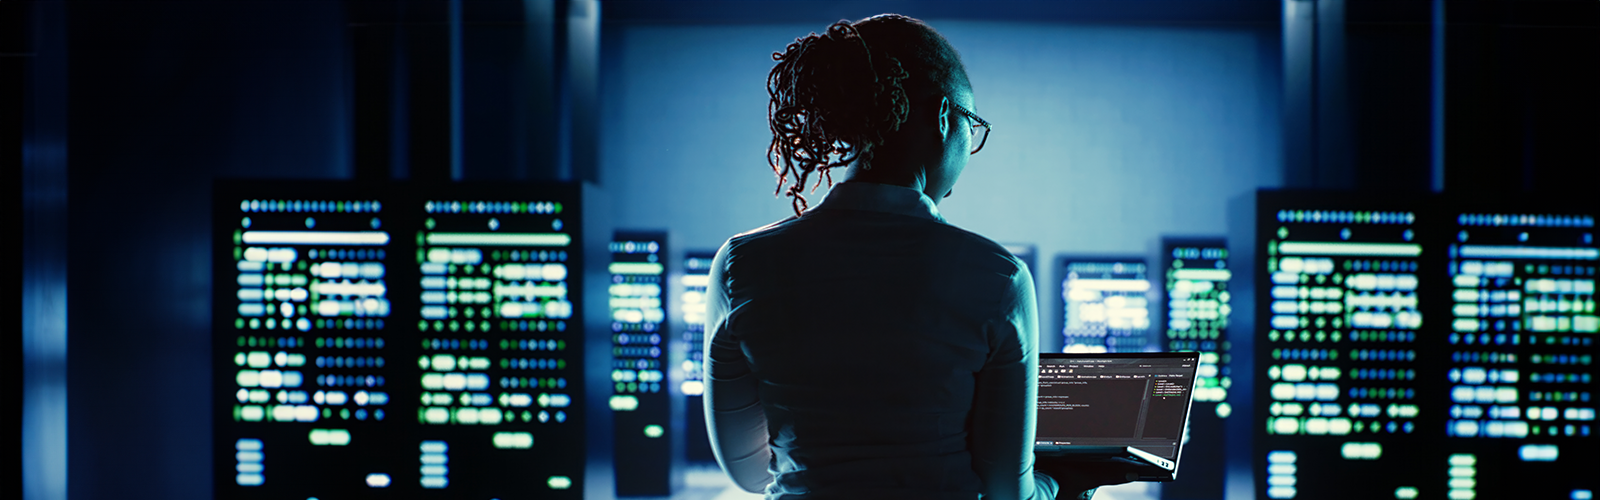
[766,20,911,216]
[766,15,972,216]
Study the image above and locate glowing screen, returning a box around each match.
[1160,238,1231,500]
[680,250,717,463]
[1060,258,1153,353]
[1163,239,1234,407]
[214,181,586,499]
[608,230,676,495]
[1256,199,1426,500]
[1441,210,1595,499]
[1252,192,1596,500]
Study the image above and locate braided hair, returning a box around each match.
[766,15,969,216]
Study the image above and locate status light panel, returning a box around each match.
[608,234,667,401]
[222,198,396,495]
[678,253,713,397]
[1061,259,1153,353]
[409,197,585,498]
[680,251,718,463]
[1159,239,1232,500]
[609,232,675,496]
[416,199,578,430]
[1442,212,1594,500]
[1253,195,1597,500]
[1164,241,1234,409]
[1446,213,1595,440]
[215,183,586,499]
[1257,207,1426,500]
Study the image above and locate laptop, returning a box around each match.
[1033,352,1200,481]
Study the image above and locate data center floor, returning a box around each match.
[637,464,1162,500]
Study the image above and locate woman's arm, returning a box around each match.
[970,266,1057,500]
[703,243,775,493]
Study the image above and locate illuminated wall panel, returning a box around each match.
[213,181,587,499]
[1160,238,1232,500]
[1254,196,1428,500]
[1060,257,1153,353]
[679,250,717,463]
[609,231,680,496]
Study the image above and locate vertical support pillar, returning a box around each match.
[1282,0,1351,190]
[524,0,559,181]
[349,0,400,182]
[348,0,452,183]
[1282,0,1316,189]
[561,0,599,184]
[448,0,463,180]
[22,1,71,498]
[405,0,454,183]
[1313,0,1351,189]
[1429,0,1446,193]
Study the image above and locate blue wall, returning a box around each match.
[601,20,1284,352]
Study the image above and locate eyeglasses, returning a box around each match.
[950,102,990,155]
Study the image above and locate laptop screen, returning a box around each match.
[1036,353,1199,460]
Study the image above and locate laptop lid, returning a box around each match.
[1034,352,1200,476]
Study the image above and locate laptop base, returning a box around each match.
[1034,446,1178,482]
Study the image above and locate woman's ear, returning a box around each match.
[938,96,951,140]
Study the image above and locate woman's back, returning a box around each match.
[707,182,1041,499]
[707,14,1055,500]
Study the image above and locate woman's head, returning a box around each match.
[767,14,973,215]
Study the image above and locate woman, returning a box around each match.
[703,14,1097,499]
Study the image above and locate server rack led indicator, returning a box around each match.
[1445,213,1594,443]
[418,199,577,427]
[1254,204,1427,500]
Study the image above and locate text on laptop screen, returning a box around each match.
[1036,355,1198,459]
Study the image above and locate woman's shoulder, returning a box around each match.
[924,222,1029,274]
[719,216,802,257]
[729,216,800,242]
[721,213,1024,273]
